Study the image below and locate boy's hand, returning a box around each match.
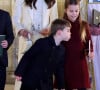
[15,76,22,81]
[1,40,8,48]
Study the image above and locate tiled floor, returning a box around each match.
[5,84,14,90]
[5,84,93,90]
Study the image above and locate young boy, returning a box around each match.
[14,19,71,90]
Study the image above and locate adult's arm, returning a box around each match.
[12,0,25,36]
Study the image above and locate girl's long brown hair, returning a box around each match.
[24,0,55,9]
[64,0,86,42]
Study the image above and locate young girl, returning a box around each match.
[63,0,94,90]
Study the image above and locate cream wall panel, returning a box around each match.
[0,0,12,14]
[57,0,65,18]
[80,0,88,21]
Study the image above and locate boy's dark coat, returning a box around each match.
[15,36,65,89]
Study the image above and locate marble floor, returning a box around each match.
[5,84,93,90]
[5,84,14,90]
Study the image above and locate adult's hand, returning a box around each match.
[40,28,50,36]
[1,40,8,48]
[18,29,29,38]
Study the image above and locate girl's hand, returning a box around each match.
[89,51,94,60]
[1,40,8,48]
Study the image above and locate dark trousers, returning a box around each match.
[0,66,6,90]
[20,83,43,90]
[78,88,86,90]
[65,88,86,90]
[20,80,53,90]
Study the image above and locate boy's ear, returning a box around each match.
[57,30,62,35]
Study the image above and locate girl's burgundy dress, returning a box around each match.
[63,19,93,89]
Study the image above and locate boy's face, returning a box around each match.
[61,27,71,41]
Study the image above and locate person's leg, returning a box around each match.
[65,89,72,90]
[65,87,73,90]
[20,83,36,90]
[0,66,6,90]
[38,79,53,90]
[78,88,86,90]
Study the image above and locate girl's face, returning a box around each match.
[65,4,80,22]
